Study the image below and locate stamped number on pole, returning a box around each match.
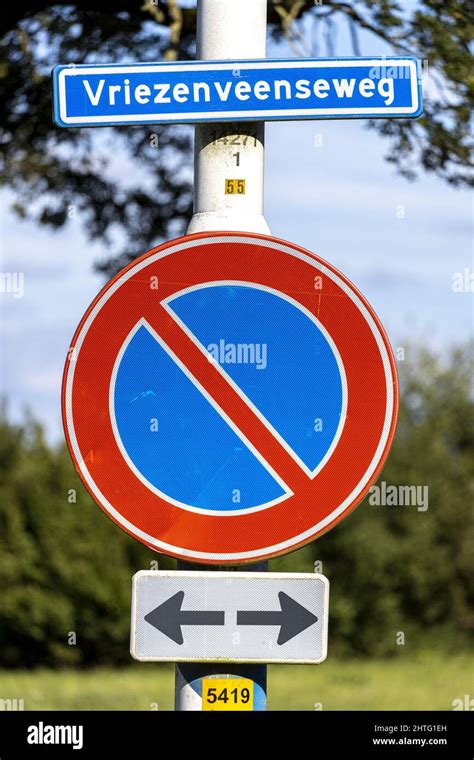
[202,677,254,711]
[225,178,246,194]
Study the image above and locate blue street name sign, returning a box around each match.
[53,57,422,128]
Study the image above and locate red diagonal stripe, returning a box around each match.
[145,304,309,495]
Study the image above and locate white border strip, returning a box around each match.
[56,58,420,124]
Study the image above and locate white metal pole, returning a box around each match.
[186,0,270,234]
[176,0,269,712]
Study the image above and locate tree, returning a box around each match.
[273,342,474,656]
[0,402,173,667]
[1,1,472,276]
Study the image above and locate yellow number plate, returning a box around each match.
[225,179,246,194]
[202,677,254,711]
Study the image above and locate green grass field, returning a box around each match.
[0,652,471,710]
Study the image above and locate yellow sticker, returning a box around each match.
[202,677,254,711]
[225,178,246,194]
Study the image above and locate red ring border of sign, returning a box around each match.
[62,231,399,564]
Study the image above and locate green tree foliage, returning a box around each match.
[1,1,472,275]
[0,344,472,667]
[274,342,474,656]
[0,408,172,667]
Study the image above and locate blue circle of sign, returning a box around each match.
[113,284,344,513]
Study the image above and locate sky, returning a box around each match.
[1,8,472,442]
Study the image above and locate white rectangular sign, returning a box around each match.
[130,571,329,664]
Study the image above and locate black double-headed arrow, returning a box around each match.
[144,590,317,645]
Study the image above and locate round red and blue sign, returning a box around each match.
[62,232,398,564]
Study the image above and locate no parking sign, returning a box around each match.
[62,232,398,563]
